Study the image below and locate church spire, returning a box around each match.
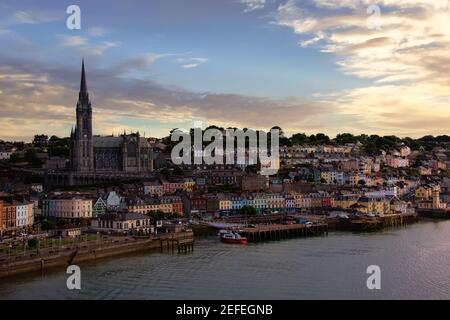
[80,58,87,94]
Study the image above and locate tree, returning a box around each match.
[41,220,56,230]
[240,205,257,216]
[148,210,166,221]
[336,133,357,144]
[9,153,23,163]
[27,238,38,248]
[291,133,308,145]
[24,148,42,167]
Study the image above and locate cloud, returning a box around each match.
[117,53,176,72]
[11,10,62,25]
[58,35,88,47]
[0,54,332,140]
[239,0,266,12]
[88,27,107,37]
[178,57,208,69]
[57,35,119,57]
[272,0,450,136]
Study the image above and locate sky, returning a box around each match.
[0,0,449,141]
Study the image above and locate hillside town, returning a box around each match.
[1,133,449,239]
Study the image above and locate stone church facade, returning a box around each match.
[70,60,153,173]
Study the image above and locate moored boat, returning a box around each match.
[220,232,248,244]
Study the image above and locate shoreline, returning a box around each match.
[0,231,194,279]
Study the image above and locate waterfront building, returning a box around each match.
[415,185,438,200]
[390,198,412,214]
[218,195,232,211]
[15,201,33,228]
[417,187,447,209]
[1,201,33,230]
[334,194,359,209]
[161,196,183,215]
[356,196,390,215]
[290,192,302,208]
[230,195,243,211]
[2,202,16,230]
[91,212,154,234]
[253,193,267,210]
[301,195,312,208]
[43,197,93,219]
[266,193,285,209]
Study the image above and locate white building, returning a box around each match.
[15,202,34,228]
[0,150,13,160]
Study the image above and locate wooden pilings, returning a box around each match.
[160,238,194,254]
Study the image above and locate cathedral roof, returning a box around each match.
[93,136,122,148]
[93,136,152,148]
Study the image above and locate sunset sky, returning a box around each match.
[0,0,449,141]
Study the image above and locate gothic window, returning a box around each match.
[127,140,137,157]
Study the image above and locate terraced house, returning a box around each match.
[43,197,93,219]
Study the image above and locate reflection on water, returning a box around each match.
[1,220,450,300]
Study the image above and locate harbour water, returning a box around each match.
[1,220,450,300]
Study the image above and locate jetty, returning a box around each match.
[239,223,328,242]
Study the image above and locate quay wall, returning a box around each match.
[0,231,193,279]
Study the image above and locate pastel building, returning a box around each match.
[143,181,164,196]
[2,202,16,230]
[43,197,93,219]
[385,155,409,168]
[15,201,34,228]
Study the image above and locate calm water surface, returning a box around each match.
[1,220,450,300]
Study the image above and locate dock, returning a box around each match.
[239,223,328,242]
[160,235,194,253]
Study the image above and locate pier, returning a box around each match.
[329,213,419,232]
[160,235,194,253]
[239,223,328,242]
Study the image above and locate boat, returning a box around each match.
[217,229,229,236]
[220,232,248,244]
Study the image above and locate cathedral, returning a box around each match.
[70,60,153,173]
